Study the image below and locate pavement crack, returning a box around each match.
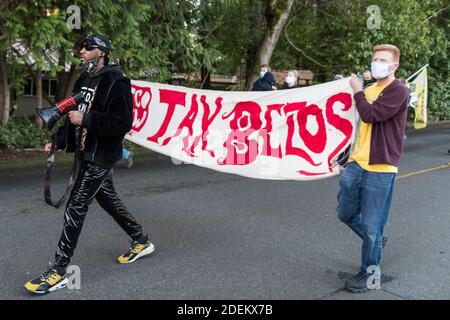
[380,288,409,300]
[317,288,346,300]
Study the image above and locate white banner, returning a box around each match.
[126,78,357,180]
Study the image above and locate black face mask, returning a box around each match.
[83,57,100,74]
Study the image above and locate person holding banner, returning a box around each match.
[337,44,409,293]
[25,35,154,295]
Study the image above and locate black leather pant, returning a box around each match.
[54,161,143,267]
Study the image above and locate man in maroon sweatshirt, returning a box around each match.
[337,44,410,293]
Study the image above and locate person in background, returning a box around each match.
[281,70,300,89]
[251,64,277,91]
[362,69,376,88]
[399,78,413,140]
[122,147,134,168]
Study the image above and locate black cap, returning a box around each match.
[80,35,111,55]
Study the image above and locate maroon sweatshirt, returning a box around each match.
[353,79,410,167]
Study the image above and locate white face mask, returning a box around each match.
[285,75,296,86]
[260,71,267,78]
[371,61,395,80]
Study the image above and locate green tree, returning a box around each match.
[202,0,295,89]
[0,0,214,126]
[271,0,449,119]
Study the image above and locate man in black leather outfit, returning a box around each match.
[25,35,155,295]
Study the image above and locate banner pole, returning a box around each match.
[406,64,429,82]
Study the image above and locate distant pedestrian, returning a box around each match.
[362,69,376,88]
[122,147,134,168]
[251,64,277,91]
[280,70,300,89]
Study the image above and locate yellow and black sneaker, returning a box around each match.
[24,268,68,295]
[118,236,155,264]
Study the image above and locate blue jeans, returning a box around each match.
[122,148,130,160]
[337,161,396,274]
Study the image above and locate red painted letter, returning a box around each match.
[219,101,262,165]
[298,104,327,154]
[260,104,283,158]
[147,89,186,145]
[130,85,152,133]
[326,92,353,171]
[161,94,199,157]
[284,102,321,166]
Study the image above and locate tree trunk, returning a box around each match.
[35,69,43,127]
[64,64,79,97]
[56,64,79,101]
[55,72,67,103]
[245,0,294,90]
[55,47,68,102]
[55,50,79,102]
[0,50,10,126]
[316,0,327,83]
[0,55,4,124]
[200,66,211,89]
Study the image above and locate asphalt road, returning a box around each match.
[1,123,450,300]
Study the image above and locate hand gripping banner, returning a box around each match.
[126,78,357,180]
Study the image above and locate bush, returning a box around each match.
[0,116,50,150]
[428,75,450,121]
[0,116,140,152]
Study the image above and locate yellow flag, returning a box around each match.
[407,67,428,129]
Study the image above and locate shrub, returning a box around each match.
[0,116,50,150]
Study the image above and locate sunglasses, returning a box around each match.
[79,42,98,51]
